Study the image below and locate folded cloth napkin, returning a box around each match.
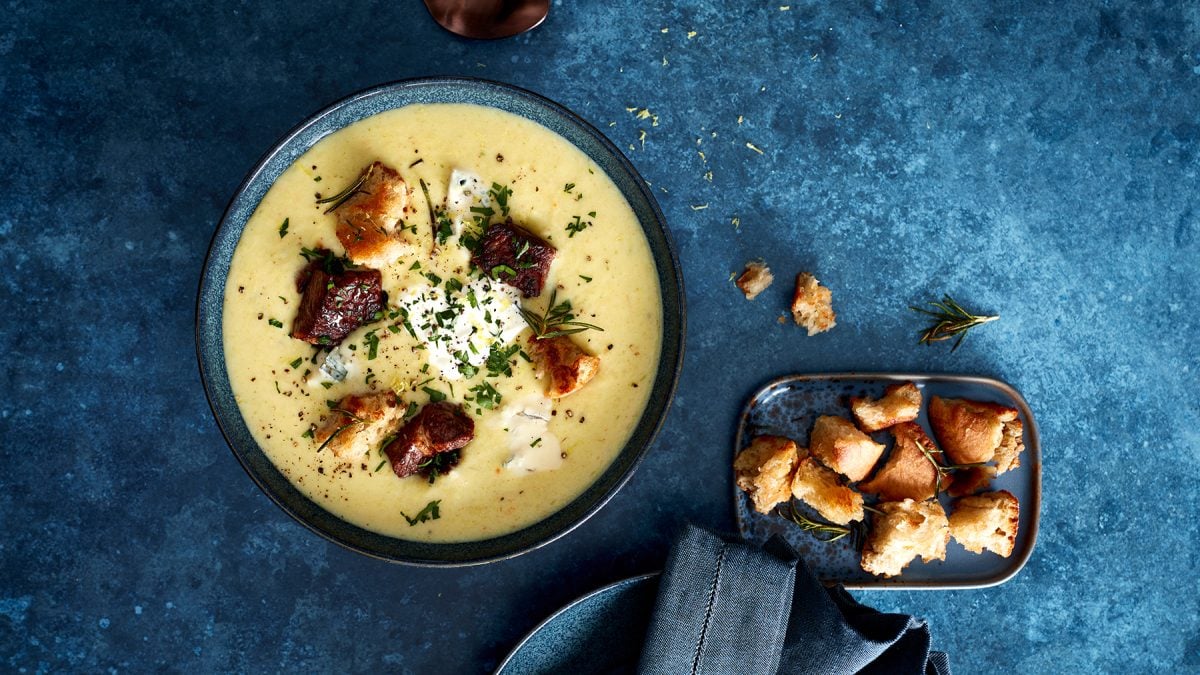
[638,525,950,675]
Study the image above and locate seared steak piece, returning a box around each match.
[471,219,556,297]
[291,253,385,346]
[384,402,475,479]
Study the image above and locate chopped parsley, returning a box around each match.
[491,264,517,279]
[288,357,303,369]
[489,183,513,217]
[278,218,289,238]
[268,318,283,328]
[422,386,447,403]
[410,261,422,271]
[418,451,459,485]
[469,382,502,410]
[424,271,443,286]
[401,500,441,526]
[364,332,379,360]
[579,275,593,283]
[404,401,419,419]
[485,343,521,377]
[436,212,454,245]
[566,214,593,238]
[299,247,354,274]
[563,182,576,193]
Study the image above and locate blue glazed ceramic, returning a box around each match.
[495,573,659,674]
[734,373,1041,589]
[196,78,684,566]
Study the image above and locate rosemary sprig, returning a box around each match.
[419,178,438,254]
[910,294,998,352]
[914,439,989,492]
[314,408,366,453]
[778,501,867,547]
[316,164,374,214]
[517,288,604,340]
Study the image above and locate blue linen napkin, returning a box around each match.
[638,525,950,675]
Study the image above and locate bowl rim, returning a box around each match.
[195,76,685,566]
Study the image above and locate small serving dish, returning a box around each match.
[733,373,1040,589]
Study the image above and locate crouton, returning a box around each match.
[734,436,799,514]
[808,415,886,482]
[858,422,942,502]
[736,261,774,300]
[790,272,836,335]
[946,465,996,498]
[850,382,922,432]
[527,334,600,399]
[313,391,405,460]
[949,491,1020,557]
[993,417,1025,475]
[928,396,1021,466]
[790,448,864,525]
[860,499,950,578]
[334,162,412,267]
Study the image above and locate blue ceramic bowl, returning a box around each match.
[196,78,684,566]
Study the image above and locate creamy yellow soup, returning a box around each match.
[223,103,662,542]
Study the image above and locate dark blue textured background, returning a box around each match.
[2,1,1198,672]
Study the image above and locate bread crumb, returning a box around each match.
[809,415,885,482]
[860,499,950,578]
[734,436,798,514]
[735,261,774,300]
[850,382,921,432]
[790,272,836,335]
[791,448,864,524]
[949,491,1019,557]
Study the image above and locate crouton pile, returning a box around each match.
[734,382,1025,578]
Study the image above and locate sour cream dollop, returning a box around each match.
[398,277,526,380]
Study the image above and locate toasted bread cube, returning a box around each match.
[993,418,1025,475]
[790,272,836,335]
[947,465,997,498]
[928,396,1020,466]
[734,436,799,514]
[313,391,405,460]
[809,415,886,482]
[850,382,922,432]
[736,261,774,300]
[335,162,411,267]
[949,491,1020,557]
[860,499,950,578]
[527,334,600,399]
[790,448,864,524]
[858,422,942,502]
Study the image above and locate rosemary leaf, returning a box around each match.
[910,294,998,352]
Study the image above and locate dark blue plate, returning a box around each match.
[495,573,659,674]
[734,373,1041,589]
[196,78,684,566]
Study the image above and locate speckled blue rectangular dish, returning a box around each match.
[734,373,1041,590]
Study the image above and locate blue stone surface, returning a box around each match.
[2,1,1197,672]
